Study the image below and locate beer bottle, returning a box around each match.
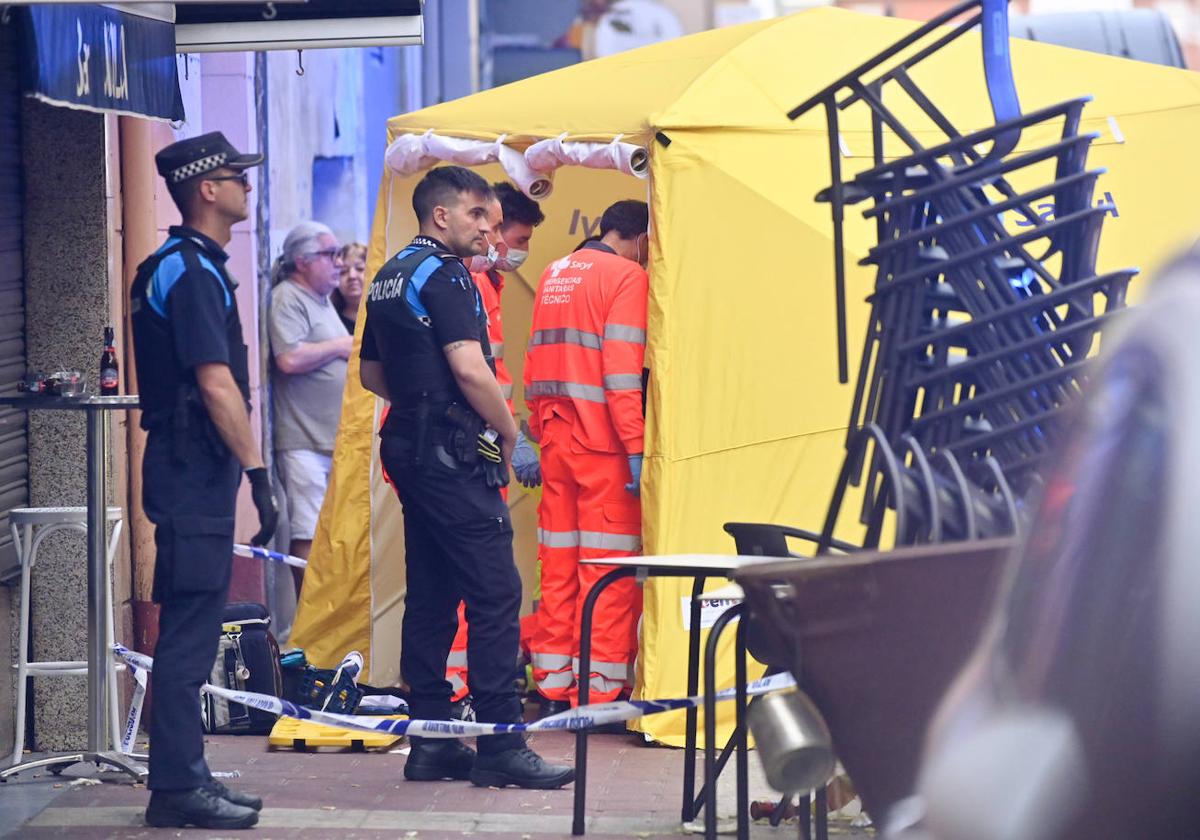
[100,326,119,396]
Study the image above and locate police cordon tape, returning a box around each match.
[113,645,796,739]
[233,544,308,569]
[120,662,148,754]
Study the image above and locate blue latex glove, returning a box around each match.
[511,431,542,488]
[625,454,643,496]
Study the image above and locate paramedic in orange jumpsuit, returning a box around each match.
[524,199,649,714]
[445,182,546,707]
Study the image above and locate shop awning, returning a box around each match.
[174,0,423,53]
[17,4,184,122]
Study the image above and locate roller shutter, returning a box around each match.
[0,21,30,572]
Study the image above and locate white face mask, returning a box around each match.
[467,241,499,273]
[495,248,528,272]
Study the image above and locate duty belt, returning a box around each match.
[387,397,508,488]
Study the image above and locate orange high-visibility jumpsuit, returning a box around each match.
[524,243,647,704]
[444,268,517,702]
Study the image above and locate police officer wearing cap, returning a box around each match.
[359,165,574,789]
[130,132,278,829]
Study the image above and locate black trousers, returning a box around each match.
[142,429,241,791]
[380,434,524,754]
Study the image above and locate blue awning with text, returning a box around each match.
[18,4,184,122]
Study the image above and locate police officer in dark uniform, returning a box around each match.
[359,165,574,789]
[130,132,278,829]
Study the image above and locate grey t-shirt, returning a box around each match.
[268,279,348,453]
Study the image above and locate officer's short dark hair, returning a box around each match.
[167,178,203,216]
[412,166,493,225]
[599,200,649,240]
[493,182,545,228]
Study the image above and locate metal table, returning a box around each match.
[0,394,143,781]
[573,554,778,838]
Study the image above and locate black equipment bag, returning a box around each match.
[201,602,283,734]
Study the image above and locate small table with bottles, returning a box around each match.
[0,392,141,780]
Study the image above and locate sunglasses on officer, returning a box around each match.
[204,172,251,187]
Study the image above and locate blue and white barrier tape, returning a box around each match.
[113,644,794,739]
[117,647,153,754]
[120,664,147,754]
[233,544,308,569]
[117,646,153,671]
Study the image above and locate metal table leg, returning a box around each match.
[572,566,639,836]
[816,786,829,840]
[2,408,144,782]
[87,403,107,754]
[703,603,745,840]
[84,409,143,778]
[735,612,748,840]
[691,730,740,819]
[681,575,706,823]
[803,794,814,838]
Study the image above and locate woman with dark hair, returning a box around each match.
[331,242,367,333]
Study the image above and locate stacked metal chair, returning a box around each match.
[789,0,1136,543]
[727,3,1137,834]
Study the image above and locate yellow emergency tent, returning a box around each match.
[293,7,1200,746]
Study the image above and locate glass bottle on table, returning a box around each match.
[100,325,119,396]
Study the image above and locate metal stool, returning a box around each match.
[9,506,124,768]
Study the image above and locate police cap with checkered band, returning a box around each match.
[155,131,264,185]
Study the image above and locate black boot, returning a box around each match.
[539,698,570,719]
[404,737,477,781]
[145,786,259,829]
[470,745,575,790]
[206,779,263,811]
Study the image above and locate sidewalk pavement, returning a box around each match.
[2,729,873,839]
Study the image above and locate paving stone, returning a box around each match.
[8,730,874,838]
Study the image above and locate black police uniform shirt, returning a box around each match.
[360,235,489,406]
[130,225,250,429]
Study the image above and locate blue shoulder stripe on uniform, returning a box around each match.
[147,249,186,318]
[148,239,231,317]
[404,254,446,320]
[196,253,233,308]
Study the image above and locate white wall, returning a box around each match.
[266,48,370,250]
